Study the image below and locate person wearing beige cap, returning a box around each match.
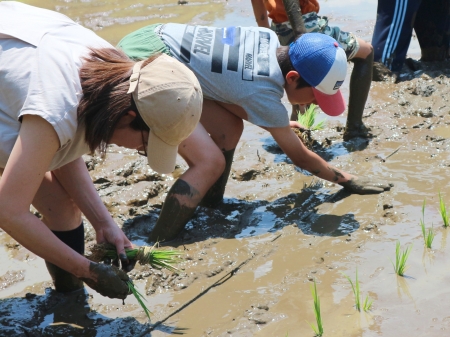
[0,2,202,299]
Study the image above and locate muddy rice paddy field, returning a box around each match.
[1,0,450,336]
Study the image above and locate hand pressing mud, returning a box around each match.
[339,177,393,195]
[80,262,130,299]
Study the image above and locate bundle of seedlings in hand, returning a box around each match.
[307,279,324,337]
[341,268,373,312]
[293,104,326,150]
[420,199,434,249]
[391,241,412,276]
[87,243,182,273]
[127,280,151,320]
[438,191,449,227]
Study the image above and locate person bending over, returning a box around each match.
[117,23,392,243]
[0,2,202,298]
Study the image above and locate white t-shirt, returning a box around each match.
[0,1,112,170]
[159,23,288,128]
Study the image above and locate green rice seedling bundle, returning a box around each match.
[391,241,412,276]
[307,279,323,337]
[439,191,449,227]
[297,104,326,131]
[420,199,435,249]
[341,268,373,312]
[87,242,182,273]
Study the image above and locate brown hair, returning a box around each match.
[78,48,158,156]
[276,45,311,89]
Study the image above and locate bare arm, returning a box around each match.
[267,126,392,194]
[52,157,133,262]
[268,125,353,183]
[251,0,270,28]
[0,115,90,278]
[0,115,130,298]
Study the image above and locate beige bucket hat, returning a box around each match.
[127,54,203,173]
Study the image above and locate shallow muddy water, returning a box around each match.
[1,1,449,336]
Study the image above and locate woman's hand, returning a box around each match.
[339,177,393,194]
[96,223,136,272]
[80,262,130,299]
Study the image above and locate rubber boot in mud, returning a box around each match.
[45,222,85,293]
[343,49,374,141]
[150,179,198,242]
[199,148,235,208]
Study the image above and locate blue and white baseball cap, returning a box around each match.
[289,33,347,116]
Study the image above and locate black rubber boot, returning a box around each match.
[150,179,199,242]
[343,49,374,141]
[45,222,85,293]
[199,148,235,208]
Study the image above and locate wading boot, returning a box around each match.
[343,49,374,141]
[45,222,85,293]
[199,148,235,208]
[150,179,199,242]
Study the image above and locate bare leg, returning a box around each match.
[343,39,374,141]
[32,171,84,292]
[150,123,224,242]
[149,100,244,241]
[198,99,244,207]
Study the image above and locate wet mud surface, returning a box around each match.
[2,0,450,336]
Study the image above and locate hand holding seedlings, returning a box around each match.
[80,262,130,299]
[87,242,182,273]
[339,177,393,195]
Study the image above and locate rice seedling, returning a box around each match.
[297,104,326,131]
[306,279,323,337]
[341,268,373,312]
[419,199,435,248]
[439,191,449,227]
[87,242,182,273]
[363,295,373,312]
[391,241,412,276]
[127,280,151,320]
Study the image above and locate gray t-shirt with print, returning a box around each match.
[160,23,289,128]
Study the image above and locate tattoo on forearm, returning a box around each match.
[328,166,345,182]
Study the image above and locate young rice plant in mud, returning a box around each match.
[391,241,412,276]
[420,199,435,249]
[297,104,326,131]
[341,268,373,312]
[307,279,324,337]
[439,191,449,227]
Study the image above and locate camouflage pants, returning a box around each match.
[271,12,360,60]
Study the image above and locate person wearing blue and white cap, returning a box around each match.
[118,24,393,242]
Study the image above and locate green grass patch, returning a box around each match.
[297,104,326,131]
[439,191,449,227]
[307,279,324,336]
[420,199,435,248]
[391,241,412,276]
[341,268,373,312]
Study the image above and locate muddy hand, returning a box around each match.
[339,177,393,195]
[80,262,130,299]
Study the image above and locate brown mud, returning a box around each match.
[2,1,450,336]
